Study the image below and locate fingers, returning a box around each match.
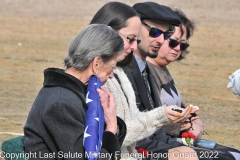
[191,116,200,121]
[228,69,240,88]
[97,86,117,134]
[97,87,108,110]
[181,105,192,119]
[165,106,192,124]
[180,122,191,131]
[227,80,234,88]
[97,87,116,112]
[177,112,182,117]
[99,86,108,94]
[97,86,107,99]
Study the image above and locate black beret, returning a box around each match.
[132,2,181,26]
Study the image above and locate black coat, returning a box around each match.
[24,68,125,160]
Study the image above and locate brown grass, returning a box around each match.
[0,0,240,150]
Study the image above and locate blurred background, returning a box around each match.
[0,0,240,150]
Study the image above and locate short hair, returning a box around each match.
[64,24,124,70]
[90,2,140,32]
[174,9,195,61]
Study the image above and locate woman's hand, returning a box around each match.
[188,118,204,141]
[97,86,117,134]
[164,105,193,124]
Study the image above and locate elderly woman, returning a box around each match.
[24,24,125,160]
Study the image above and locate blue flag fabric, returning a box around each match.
[84,75,105,160]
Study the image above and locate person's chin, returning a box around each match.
[168,55,178,61]
[122,52,130,59]
[148,52,158,58]
[119,56,125,62]
[167,58,176,63]
[125,52,131,56]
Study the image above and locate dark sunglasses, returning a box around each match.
[118,32,141,45]
[168,38,189,51]
[142,21,174,40]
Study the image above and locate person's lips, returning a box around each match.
[171,53,178,57]
[151,46,160,52]
[151,44,160,51]
[124,51,131,56]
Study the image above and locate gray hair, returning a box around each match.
[64,24,124,70]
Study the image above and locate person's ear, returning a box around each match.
[92,56,102,75]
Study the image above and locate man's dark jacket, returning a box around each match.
[121,57,160,112]
[122,57,236,160]
[121,57,185,151]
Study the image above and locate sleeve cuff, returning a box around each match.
[102,131,121,160]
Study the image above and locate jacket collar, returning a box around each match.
[43,68,88,109]
[133,53,146,73]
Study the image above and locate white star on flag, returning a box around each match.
[86,91,93,104]
[83,126,91,144]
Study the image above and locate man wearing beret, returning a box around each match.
[122,2,180,113]
[121,2,238,160]
[121,1,189,155]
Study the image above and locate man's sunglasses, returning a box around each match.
[118,32,141,45]
[168,38,189,51]
[142,21,174,40]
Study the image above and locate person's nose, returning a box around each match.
[155,34,165,45]
[130,41,138,51]
[174,43,181,51]
[109,71,114,79]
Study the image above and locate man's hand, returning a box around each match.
[227,68,240,96]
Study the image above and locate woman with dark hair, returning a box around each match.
[91,2,198,160]
[90,1,140,67]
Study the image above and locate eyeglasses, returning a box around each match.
[118,32,141,45]
[168,38,190,51]
[142,21,174,40]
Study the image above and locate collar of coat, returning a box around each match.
[43,67,88,109]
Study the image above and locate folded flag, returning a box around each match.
[84,75,105,160]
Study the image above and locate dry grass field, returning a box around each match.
[0,0,240,152]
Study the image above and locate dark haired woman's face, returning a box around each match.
[117,16,141,62]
